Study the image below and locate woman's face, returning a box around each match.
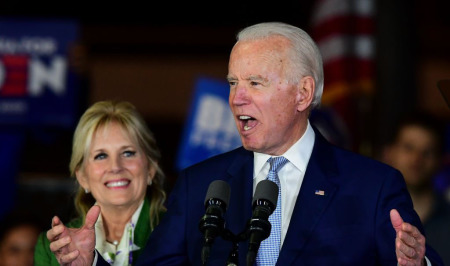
[77,122,154,210]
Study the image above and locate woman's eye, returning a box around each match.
[123,150,136,157]
[94,153,107,160]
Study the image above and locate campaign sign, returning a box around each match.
[0,18,79,127]
[176,77,242,171]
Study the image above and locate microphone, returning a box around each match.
[246,180,278,266]
[199,180,231,265]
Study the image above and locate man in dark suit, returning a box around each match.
[48,22,443,265]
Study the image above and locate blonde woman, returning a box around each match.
[34,101,166,265]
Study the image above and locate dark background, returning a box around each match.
[1,0,450,228]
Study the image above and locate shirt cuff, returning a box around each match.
[397,257,431,266]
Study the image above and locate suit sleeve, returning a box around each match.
[136,170,190,265]
[375,169,444,265]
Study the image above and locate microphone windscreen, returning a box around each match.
[204,180,231,206]
[253,180,278,207]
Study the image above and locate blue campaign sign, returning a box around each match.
[0,18,79,128]
[176,76,242,171]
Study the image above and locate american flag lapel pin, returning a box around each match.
[315,190,325,196]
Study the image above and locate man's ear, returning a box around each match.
[296,76,315,112]
[76,168,90,191]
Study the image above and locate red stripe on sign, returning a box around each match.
[0,55,28,96]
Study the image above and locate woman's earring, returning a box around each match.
[85,188,90,194]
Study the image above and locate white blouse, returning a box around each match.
[94,201,144,265]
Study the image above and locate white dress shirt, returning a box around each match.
[253,121,315,247]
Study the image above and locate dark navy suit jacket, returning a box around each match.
[100,130,444,265]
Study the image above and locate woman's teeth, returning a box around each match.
[106,180,130,188]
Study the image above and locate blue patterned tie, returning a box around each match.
[256,156,288,266]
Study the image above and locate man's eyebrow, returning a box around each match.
[226,75,236,82]
[248,75,268,83]
[226,75,268,83]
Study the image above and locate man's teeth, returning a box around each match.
[106,181,130,188]
[239,115,254,131]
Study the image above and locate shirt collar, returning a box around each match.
[94,199,144,248]
[253,120,315,178]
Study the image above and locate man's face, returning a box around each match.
[227,36,310,155]
[384,125,441,190]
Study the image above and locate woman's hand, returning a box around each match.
[47,206,101,266]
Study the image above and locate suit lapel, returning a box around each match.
[277,132,338,265]
[224,148,254,263]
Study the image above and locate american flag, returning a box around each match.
[315,190,326,196]
[310,0,376,151]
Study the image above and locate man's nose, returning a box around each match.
[231,84,250,106]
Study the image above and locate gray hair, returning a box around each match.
[236,22,324,109]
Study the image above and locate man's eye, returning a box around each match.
[250,81,260,86]
[228,81,236,87]
[94,153,107,160]
[123,150,136,157]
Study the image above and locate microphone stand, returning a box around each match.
[221,229,240,266]
[221,228,248,266]
[220,218,270,266]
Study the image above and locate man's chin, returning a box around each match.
[241,141,260,152]
[242,143,255,151]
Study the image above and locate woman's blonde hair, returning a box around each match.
[69,100,166,229]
